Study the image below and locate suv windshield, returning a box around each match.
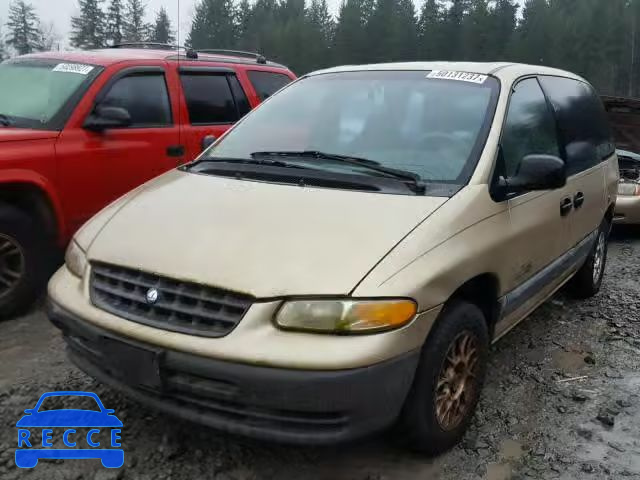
[203,71,499,187]
[0,59,101,130]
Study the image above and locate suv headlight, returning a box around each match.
[274,299,417,334]
[618,182,640,196]
[65,240,87,278]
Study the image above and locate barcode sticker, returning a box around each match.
[427,70,488,84]
[52,63,94,75]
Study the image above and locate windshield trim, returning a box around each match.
[1,58,104,131]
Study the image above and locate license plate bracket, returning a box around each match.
[102,338,163,390]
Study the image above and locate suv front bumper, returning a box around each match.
[48,300,420,445]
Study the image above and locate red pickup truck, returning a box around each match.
[0,45,295,318]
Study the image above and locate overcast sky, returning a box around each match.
[1,0,525,50]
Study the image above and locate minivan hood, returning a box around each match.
[0,128,59,142]
[88,170,447,297]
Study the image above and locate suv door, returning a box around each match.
[538,76,613,246]
[56,66,181,232]
[178,67,251,159]
[497,77,573,326]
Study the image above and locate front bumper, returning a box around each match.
[48,300,420,445]
[614,195,640,224]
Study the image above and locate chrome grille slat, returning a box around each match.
[90,262,253,337]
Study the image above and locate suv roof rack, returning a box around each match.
[197,49,267,64]
[109,42,198,59]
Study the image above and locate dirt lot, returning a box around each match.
[1,228,640,480]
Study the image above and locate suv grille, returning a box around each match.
[90,263,253,337]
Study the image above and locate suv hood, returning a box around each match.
[0,128,59,142]
[87,170,447,297]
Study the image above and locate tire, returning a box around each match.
[568,220,609,299]
[0,204,53,320]
[395,300,489,455]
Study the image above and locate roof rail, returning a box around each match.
[197,49,267,64]
[109,42,198,59]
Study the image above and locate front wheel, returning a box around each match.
[568,220,609,299]
[395,300,489,455]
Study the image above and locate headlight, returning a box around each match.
[65,240,87,278]
[274,299,417,334]
[618,182,640,196]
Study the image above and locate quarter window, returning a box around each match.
[99,73,172,127]
[501,78,561,178]
[247,71,292,101]
[538,76,615,175]
[180,73,240,124]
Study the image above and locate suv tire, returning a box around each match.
[396,300,489,455]
[568,220,609,299]
[0,204,52,319]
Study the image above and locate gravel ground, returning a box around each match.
[1,228,640,480]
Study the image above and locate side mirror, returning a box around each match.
[496,154,566,198]
[201,135,216,151]
[84,106,131,132]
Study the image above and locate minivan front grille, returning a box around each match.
[90,263,253,337]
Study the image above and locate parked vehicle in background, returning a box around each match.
[613,149,640,224]
[48,62,617,453]
[0,44,295,318]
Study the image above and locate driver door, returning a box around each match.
[56,65,182,233]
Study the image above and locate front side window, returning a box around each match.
[0,59,101,130]
[501,78,561,178]
[100,73,172,127]
[203,71,499,188]
[247,70,292,100]
[180,73,240,124]
[539,76,615,175]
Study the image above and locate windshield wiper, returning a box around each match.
[251,150,427,194]
[0,114,13,127]
[186,156,320,171]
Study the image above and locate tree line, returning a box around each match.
[2,0,640,98]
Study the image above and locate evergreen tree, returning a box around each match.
[366,0,419,62]
[418,0,444,60]
[5,0,41,55]
[122,0,149,42]
[70,0,105,49]
[105,0,124,45]
[488,0,517,59]
[306,0,335,70]
[0,23,7,60]
[332,0,368,64]
[235,0,253,49]
[150,7,175,44]
[237,0,279,54]
[441,0,470,59]
[461,0,491,60]
[186,0,237,49]
[513,0,552,65]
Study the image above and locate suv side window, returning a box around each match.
[247,71,292,101]
[501,78,561,178]
[180,73,246,125]
[538,76,615,175]
[100,73,172,127]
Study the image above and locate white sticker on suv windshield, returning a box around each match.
[427,70,488,84]
[52,63,94,75]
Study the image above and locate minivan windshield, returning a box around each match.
[202,71,499,187]
[0,59,101,130]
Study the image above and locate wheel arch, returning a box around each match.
[0,171,66,246]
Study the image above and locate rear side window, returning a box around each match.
[100,73,171,127]
[501,78,561,178]
[247,71,292,101]
[539,76,615,175]
[180,73,241,125]
[228,75,251,118]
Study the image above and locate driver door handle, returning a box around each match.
[574,191,585,209]
[560,197,573,216]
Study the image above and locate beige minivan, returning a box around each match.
[48,62,618,453]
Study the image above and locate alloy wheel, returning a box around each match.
[0,233,25,300]
[435,331,480,431]
[592,231,606,284]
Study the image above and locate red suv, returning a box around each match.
[0,44,295,318]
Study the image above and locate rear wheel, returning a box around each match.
[0,204,53,319]
[568,220,609,298]
[396,300,489,455]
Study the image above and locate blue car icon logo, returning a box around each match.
[15,391,123,468]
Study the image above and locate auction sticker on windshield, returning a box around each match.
[426,70,488,84]
[52,63,94,75]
